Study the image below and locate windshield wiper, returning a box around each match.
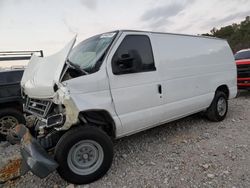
[67,59,89,75]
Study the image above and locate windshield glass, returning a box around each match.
[68,32,117,72]
[235,50,250,60]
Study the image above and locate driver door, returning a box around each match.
[106,32,162,136]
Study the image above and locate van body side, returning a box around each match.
[17,30,237,184]
[105,31,237,137]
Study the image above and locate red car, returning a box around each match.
[235,49,250,90]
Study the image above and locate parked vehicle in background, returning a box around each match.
[17,30,237,184]
[0,51,43,140]
[235,49,250,90]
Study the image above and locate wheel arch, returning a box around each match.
[215,84,229,99]
[78,109,116,139]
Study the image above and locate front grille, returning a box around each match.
[25,97,52,117]
[237,64,250,78]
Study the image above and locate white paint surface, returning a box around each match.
[22,30,237,138]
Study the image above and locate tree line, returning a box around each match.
[202,16,250,53]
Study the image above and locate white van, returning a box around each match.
[19,30,237,184]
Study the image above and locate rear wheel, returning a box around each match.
[0,108,26,140]
[206,91,228,122]
[55,126,113,185]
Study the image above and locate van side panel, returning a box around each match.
[151,33,236,123]
[105,31,237,138]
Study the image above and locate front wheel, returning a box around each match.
[205,91,228,122]
[55,126,113,185]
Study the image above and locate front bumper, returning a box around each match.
[9,124,58,178]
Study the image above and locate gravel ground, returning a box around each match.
[3,91,250,188]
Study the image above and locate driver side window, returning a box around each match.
[112,35,156,75]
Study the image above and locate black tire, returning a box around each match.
[205,91,228,122]
[55,126,113,185]
[0,108,26,139]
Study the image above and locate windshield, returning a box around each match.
[68,32,117,72]
[235,50,250,60]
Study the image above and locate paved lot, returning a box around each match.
[3,91,250,188]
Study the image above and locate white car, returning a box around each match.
[18,30,237,184]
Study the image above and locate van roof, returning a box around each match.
[118,30,226,41]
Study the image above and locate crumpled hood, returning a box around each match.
[21,36,76,98]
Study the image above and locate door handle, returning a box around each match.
[158,84,162,94]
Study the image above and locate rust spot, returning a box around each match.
[0,159,21,182]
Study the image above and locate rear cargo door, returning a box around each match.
[106,32,162,135]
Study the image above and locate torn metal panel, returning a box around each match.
[56,97,79,131]
[10,124,58,178]
[51,85,79,131]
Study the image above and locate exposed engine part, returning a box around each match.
[37,129,62,149]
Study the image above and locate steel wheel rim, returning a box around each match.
[217,97,227,116]
[67,140,104,175]
[0,116,18,135]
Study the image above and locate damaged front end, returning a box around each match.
[13,36,83,178]
[19,35,83,148]
[8,124,58,178]
[23,83,80,147]
[14,32,118,180]
[8,85,80,178]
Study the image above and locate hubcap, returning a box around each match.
[217,97,227,116]
[0,116,18,135]
[67,140,104,175]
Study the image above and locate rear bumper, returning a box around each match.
[237,78,250,89]
[9,124,58,178]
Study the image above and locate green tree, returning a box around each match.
[202,16,250,53]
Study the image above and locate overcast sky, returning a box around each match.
[0,0,250,62]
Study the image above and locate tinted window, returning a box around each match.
[235,51,250,60]
[112,35,155,74]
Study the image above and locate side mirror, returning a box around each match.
[113,50,142,74]
[117,53,134,70]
